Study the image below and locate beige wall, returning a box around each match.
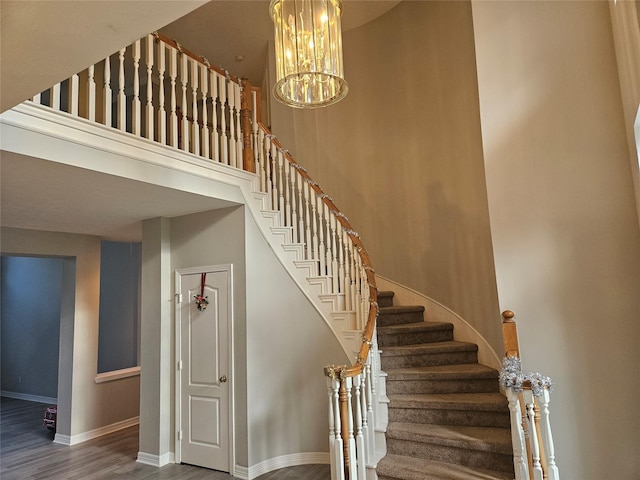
[269,0,502,357]
[473,1,640,478]
[1,227,140,438]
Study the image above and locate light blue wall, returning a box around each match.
[97,241,141,373]
[1,256,63,398]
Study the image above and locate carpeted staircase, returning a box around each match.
[375,291,514,480]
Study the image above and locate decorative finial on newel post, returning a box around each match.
[502,309,520,358]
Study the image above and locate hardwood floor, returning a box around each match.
[1,397,330,480]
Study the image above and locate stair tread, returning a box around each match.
[381,340,478,356]
[388,392,508,411]
[386,363,498,379]
[378,321,453,334]
[379,305,425,314]
[387,422,512,454]
[378,454,512,480]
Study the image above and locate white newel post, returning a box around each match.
[331,377,345,480]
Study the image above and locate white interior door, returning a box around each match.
[176,266,231,472]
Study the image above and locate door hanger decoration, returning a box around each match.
[194,272,209,311]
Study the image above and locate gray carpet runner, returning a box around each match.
[376,291,514,480]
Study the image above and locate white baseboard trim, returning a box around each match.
[136,451,175,467]
[248,452,330,479]
[57,416,139,446]
[233,465,249,479]
[1,390,57,404]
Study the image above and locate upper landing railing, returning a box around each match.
[30,32,379,479]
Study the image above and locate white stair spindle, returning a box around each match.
[345,377,357,480]
[284,161,292,228]
[365,359,376,462]
[338,227,346,296]
[180,52,189,152]
[211,72,220,162]
[169,47,178,148]
[103,56,112,127]
[327,378,337,480]
[190,58,200,156]
[343,233,353,311]
[332,378,345,480]
[51,83,61,111]
[32,92,41,104]
[68,73,79,116]
[538,389,560,480]
[228,81,237,168]
[157,41,166,145]
[145,35,154,140]
[277,152,285,214]
[318,196,327,276]
[132,39,141,136]
[507,389,528,479]
[235,84,243,168]
[297,174,305,248]
[290,169,299,242]
[330,211,339,293]
[200,64,210,159]
[117,48,126,131]
[219,74,228,164]
[257,131,266,193]
[310,189,320,268]
[524,390,543,480]
[266,138,275,210]
[87,65,96,121]
[354,255,362,328]
[354,375,366,480]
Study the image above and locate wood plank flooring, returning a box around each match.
[1,397,330,480]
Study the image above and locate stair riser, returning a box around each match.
[389,408,510,428]
[378,311,424,326]
[386,439,514,475]
[381,350,478,369]
[378,329,453,347]
[377,293,394,308]
[386,378,499,395]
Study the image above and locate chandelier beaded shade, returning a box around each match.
[270,0,348,108]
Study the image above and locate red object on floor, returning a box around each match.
[43,406,57,430]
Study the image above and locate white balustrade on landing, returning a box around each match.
[29,31,382,480]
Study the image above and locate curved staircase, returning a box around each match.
[375,291,514,480]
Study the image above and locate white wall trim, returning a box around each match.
[59,416,140,446]
[248,452,330,479]
[94,366,141,383]
[233,465,249,480]
[1,390,57,404]
[136,451,175,467]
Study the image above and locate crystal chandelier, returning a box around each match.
[270,0,348,108]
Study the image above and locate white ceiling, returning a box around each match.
[0,0,399,242]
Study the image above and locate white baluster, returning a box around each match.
[297,174,305,247]
[354,374,366,479]
[318,196,327,276]
[277,151,285,214]
[537,389,560,480]
[304,182,313,259]
[265,137,275,210]
[211,72,220,162]
[228,81,237,168]
[86,65,96,121]
[344,233,353,311]
[117,48,126,131]
[524,389,543,480]
[145,35,154,140]
[354,255,362,328]
[103,56,112,127]
[331,378,345,480]
[200,64,210,159]
[51,83,61,110]
[219,74,228,164]
[190,58,200,156]
[327,378,337,480]
[257,130,266,193]
[132,40,141,136]
[180,52,189,152]
[338,226,346,298]
[290,169,299,243]
[284,161,292,228]
[169,47,178,148]
[234,83,243,168]
[68,73,79,116]
[310,188,320,269]
[507,389,529,480]
[344,377,357,480]
[157,41,167,145]
[365,359,375,462]
[330,211,339,293]
[32,92,41,104]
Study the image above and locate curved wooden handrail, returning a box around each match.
[258,132,379,380]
